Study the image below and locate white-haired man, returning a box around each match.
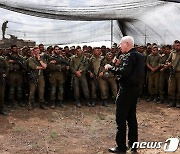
[105,36,145,153]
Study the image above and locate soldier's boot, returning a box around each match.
[28,102,34,111]
[102,99,109,107]
[40,102,48,110]
[167,99,176,107]
[147,95,154,102]
[86,99,92,107]
[50,101,55,109]
[176,100,180,108]
[157,95,164,104]
[0,106,7,116]
[58,100,64,108]
[153,95,159,102]
[75,100,81,108]
[91,99,96,107]
[18,99,25,107]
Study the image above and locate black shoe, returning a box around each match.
[19,101,26,107]
[58,100,64,108]
[102,99,108,107]
[176,101,180,108]
[86,102,92,107]
[40,103,48,110]
[147,95,154,102]
[91,100,96,107]
[108,147,126,154]
[50,102,55,109]
[76,100,81,108]
[28,102,34,111]
[167,100,176,107]
[157,99,164,104]
[0,108,7,116]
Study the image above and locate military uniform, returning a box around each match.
[27,56,47,110]
[0,56,8,115]
[158,53,170,103]
[166,50,180,107]
[146,53,161,101]
[5,53,25,107]
[47,54,68,108]
[99,58,117,105]
[89,55,104,106]
[70,54,90,107]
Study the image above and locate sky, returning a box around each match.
[0,0,180,46]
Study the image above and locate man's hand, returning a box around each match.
[50,60,56,64]
[99,72,104,77]
[104,64,113,71]
[75,70,82,77]
[2,74,6,78]
[8,60,15,63]
[89,71,94,78]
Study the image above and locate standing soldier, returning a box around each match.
[158,45,171,104]
[0,56,8,115]
[89,47,104,106]
[70,46,91,108]
[166,40,180,108]
[146,45,161,102]
[2,21,8,39]
[99,52,117,105]
[47,46,69,108]
[6,45,25,107]
[27,46,47,110]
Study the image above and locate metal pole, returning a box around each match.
[111,20,113,46]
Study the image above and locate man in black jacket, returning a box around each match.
[105,36,145,154]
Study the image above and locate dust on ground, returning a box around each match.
[0,99,179,154]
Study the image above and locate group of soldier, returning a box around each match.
[0,40,179,115]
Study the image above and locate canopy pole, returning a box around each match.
[111,20,113,47]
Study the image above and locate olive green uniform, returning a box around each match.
[166,50,180,107]
[5,53,24,105]
[27,56,47,108]
[47,54,68,107]
[158,54,170,102]
[70,54,90,105]
[146,53,161,100]
[0,56,8,112]
[89,55,104,102]
[99,58,117,103]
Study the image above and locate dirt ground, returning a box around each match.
[0,99,179,154]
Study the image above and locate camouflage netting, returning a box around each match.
[0,0,180,45]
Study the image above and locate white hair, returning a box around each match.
[121,36,134,47]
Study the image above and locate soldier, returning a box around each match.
[99,52,117,105]
[2,21,8,39]
[70,46,91,108]
[89,47,104,106]
[166,40,180,108]
[157,45,171,104]
[6,45,25,107]
[27,46,47,110]
[47,46,69,108]
[146,45,161,102]
[0,56,9,115]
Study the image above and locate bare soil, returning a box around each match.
[0,99,179,154]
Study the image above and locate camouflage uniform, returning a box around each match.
[27,56,47,110]
[89,55,104,106]
[0,56,8,115]
[47,54,68,108]
[70,54,90,107]
[166,50,180,107]
[158,53,170,103]
[146,53,161,101]
[6,53,25,106]
[99,58,117,105]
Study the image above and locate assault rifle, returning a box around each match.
[50,56,69,66]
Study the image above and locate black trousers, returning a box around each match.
[115,85,139,152]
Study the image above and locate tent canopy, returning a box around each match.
[0,0,180,46]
